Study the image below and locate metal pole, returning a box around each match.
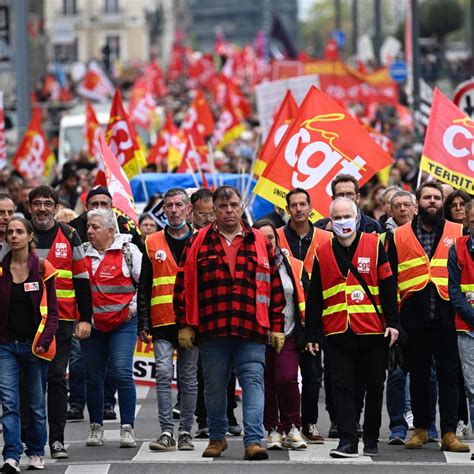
[13,0,30,133]
[412,0,420,115]
[471,0,474,75]
[374,0,382,66]
[352,0,358,56]
[335,0,341,29]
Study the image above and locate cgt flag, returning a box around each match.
[420,88,474,194]
[254,85,393,220]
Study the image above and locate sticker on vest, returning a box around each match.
[155,250,167,262]
[24,282,39,292]
[350,289,365,303]
[55,242,68,258]
[443,237,455,247]
[99,265,117,279]
[357,257,370,273]
[466,292,474,305]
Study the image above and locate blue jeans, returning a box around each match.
[199,337,266,447]
[0,342,48,462]
[153,339,198,434]
[80,318,137,426]
[68,336,117,411]
[386,367,408,432]
[458,333,474,431]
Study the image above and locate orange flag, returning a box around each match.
[128,77,157,131]
[105,89,146,179]
[12,112,55,180]
[211,100,245,150]
[420,88,474,193]
[254,86,393,220]
[182,89,215,137]
[147,113,177,168]
[255,90,298,176]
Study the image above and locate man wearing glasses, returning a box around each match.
[28,185,92,460]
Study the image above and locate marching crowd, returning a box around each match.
[0,169,474,472]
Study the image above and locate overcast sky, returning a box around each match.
[298,0,313,20]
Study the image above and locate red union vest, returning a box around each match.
[145,231,178,328]
[277,226,332,278]
[286,255,306,323]
[316,234,384,336]
[454,235,474,332]
[46,226,78,321]
[32,259,58,361]
[85,249,135,332]
[394,220,462,304]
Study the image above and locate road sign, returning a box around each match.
[453,79,474,118]
[332,29,346,48]
[389,60,408,83]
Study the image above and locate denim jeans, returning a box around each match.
[80,318,137,426]
[0,342,48,462]
[153,339,198,434]
[68,336,117,411]
[386,367,408,432]
[199,337,266,447]
[458,332,474,431]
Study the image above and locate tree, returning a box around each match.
[420,0,463,44]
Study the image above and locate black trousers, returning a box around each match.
[326,331,387,446]
[299,350,322,425]
[48,320,74,445]
[406,326,459,435]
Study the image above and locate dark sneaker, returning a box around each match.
[0,459,20,473]
[195,423,209,439]
[328,421,338,438]
[330,442,358,458]
[173,408,180,420]
[178,432,194,451]
[357,422,363,437]
[149,432,176,451]
[363,440,378,456]
[66,407,84,422]
[103,407,117,420]
[50,441,69,459]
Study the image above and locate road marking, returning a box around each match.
[136,385,150,400]
[132,441,215,462]
[442,441,474,463]
[288,440,374,463]
[65,464,111,473]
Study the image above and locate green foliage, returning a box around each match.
[420,0,464,41]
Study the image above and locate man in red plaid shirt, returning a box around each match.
[174,185,285,461]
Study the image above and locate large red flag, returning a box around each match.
[212,100,245,150]
[12,112,55,180]
[254,86,393,220]
[98,131,138,226]
[181,89,215,137]
[420,88,474,193]
[105,89,146,179]
[255,90,298,176]
[147,113,178,168]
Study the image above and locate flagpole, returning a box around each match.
[188,134,206,187]
[207,140,219,189]
[186,159,200,188]
[242,132,260,207]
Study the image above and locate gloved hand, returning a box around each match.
[178,326,196,350]
[270,332,285,354]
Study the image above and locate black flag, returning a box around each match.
[270,12,297,59]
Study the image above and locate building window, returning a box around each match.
[105,35,120,62]
[104,0,119,14]
[54,39,78,63]
[62,0,77,15]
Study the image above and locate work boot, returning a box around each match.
[202,439,228,458]
[244,443,268,460]
[440,432,470,452]
[405,428,428,449]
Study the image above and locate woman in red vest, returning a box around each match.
[253,219,310,451]
[0,217,58,472]
[80,208,142,450]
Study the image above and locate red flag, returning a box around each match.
[105,89,146,179]
[144,62,167,99]
[212,101,245,150]
[78,61,114,102]
[12,112,55,180]
[0,92,7,169]
[176,124,210,173]
[128,77,157,131]
[98,131,138,226]
[181,89,215,137]
[420,88,474,193]
[255,90,298,176]
[147,113,177,168]
[84,102,102,162]
[254,86,393,220]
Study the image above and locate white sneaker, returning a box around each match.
[120,424,137,448]
[86,423,105,446]
[456,420,469,439]
[404,410,414,430]
[282,425,307,450]
[27,455,44,470]
[267,429,283,450]
[1,458,20,472]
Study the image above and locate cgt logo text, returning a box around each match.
[442,118,474,172]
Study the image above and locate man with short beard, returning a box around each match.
[387,182,469,452]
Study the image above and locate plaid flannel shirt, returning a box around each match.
[174,222,285,343]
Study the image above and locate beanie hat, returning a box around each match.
[86,185,112,202]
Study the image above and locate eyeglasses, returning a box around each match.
[334,192,356,199]
[450,202,466,209]
[193,211,215,220]
[392,202,414,210]
[31,200,55,209]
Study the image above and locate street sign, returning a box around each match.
[332,29,346,48]
[389,60,408,83]
[453,79,474,118]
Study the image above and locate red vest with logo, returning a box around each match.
[454,235,474,332]
[145,231,178,328]
[277,226,332,278]
[85,250,135,332]
[316,234,384,336]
